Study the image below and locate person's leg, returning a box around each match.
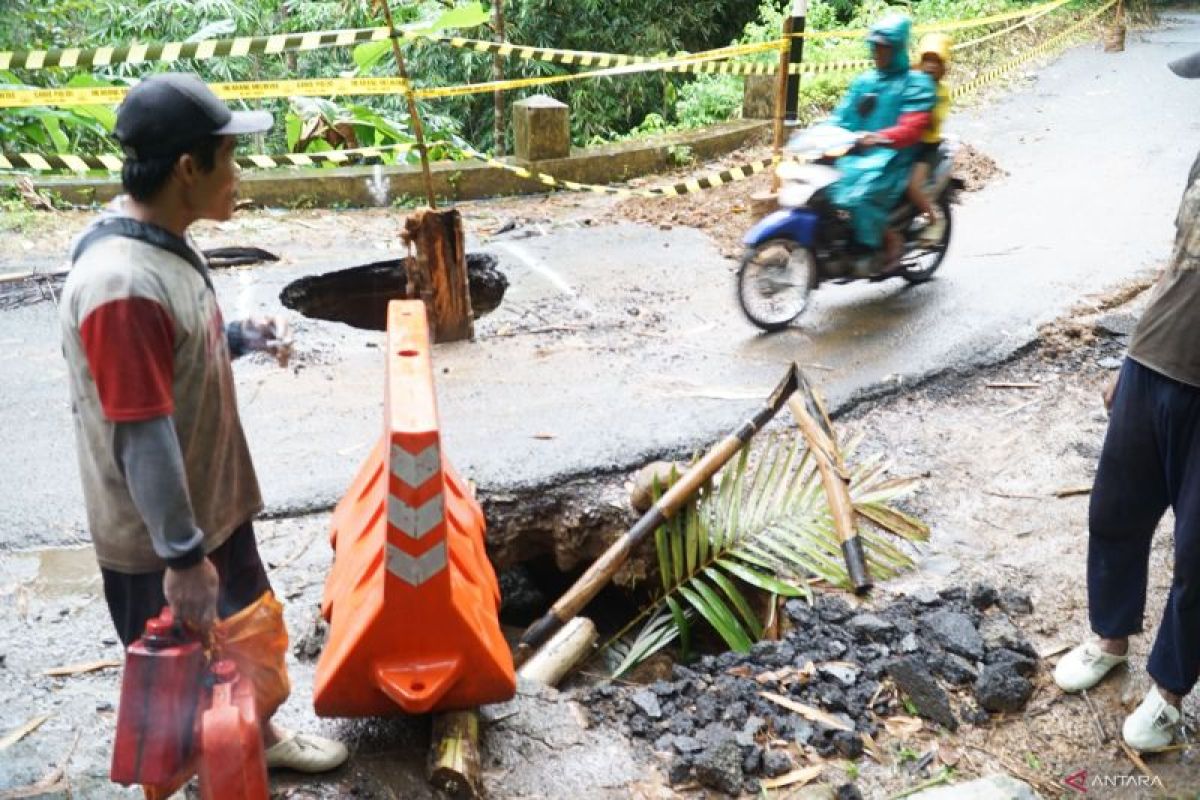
[206,520,273,618]
[101,567,168,647]
[908,162,934,219]
[1146,371,1200,700]
[204,521,284,745]
[208,520,347,770]
[1058,359,1168,695]
[1088,359,1171,646]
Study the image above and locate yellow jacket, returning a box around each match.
[923,82,950,143]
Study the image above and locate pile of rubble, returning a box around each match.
[583,584,1039,796]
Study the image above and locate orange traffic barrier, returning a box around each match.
[314,300,514,716]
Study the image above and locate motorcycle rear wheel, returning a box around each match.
[736,239,815,332]
[900,195,953,284]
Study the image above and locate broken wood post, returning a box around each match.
[786,370,872,594]
[428,710,482,799]
[402,208,474,343]
[517,617,598,687]
[514,364,801,668]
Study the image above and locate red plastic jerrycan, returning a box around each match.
[198,659,269,800]
[110,609,206,787]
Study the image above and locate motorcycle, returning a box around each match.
[737,124,963,332]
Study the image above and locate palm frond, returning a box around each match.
[605,421,928,677]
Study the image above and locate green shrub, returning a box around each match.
[675,75,743,128]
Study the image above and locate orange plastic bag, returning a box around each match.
[210,591,291,721]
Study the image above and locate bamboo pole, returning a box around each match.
[786,371,872,594]
[428,710,482,799]
[514,364,801,667]
[517,617,597,687]
[378,0,438,209]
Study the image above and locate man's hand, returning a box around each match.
[163,557,219,632]
[1103,374,1120,413]
[238,316,293,368]
[856,132,888,149]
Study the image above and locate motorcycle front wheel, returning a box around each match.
[736,239,815,332]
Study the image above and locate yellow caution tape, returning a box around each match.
[429,34,867,75]
[0,76,413,109]
[952,0,1074,51]
[0,0,1072,75]
[456,144,776,198]
[0,142,415,173]
[795,0,1078,40]
[0,50,868,109]
[950,0,1115,100]
[413,43,783,100]
[0,28,395,72]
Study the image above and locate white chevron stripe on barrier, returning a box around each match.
[385,541,448,587]
[387,493,445,540]
[390,443,441,488]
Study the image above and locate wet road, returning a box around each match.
[2,15,1199,547]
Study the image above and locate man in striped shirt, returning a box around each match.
[61,73,346,775]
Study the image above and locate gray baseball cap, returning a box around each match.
[1169,50,1200,79]
[114,73,272,159]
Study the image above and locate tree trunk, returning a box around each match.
[401,209,474,343]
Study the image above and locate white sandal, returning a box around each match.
[1123,686,1182,752]
[1053,640,1126,693]
[265,730,349,773]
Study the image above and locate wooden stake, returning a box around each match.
[378,0,437,209]
[401,208,474,342]
[428,710,482,799]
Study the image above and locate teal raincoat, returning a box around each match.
[827,14,936,249]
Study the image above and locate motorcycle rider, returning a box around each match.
[908,33,953,244]
[826,13,936,275]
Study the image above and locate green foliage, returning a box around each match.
[0,0,1107,160]
[605,429,929,678]
[675,75,743,129]
[667,144,694,167]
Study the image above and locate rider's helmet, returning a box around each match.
[916,33,953,69]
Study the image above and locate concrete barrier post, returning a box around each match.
[743,75,776,120]
[513,95,570,163]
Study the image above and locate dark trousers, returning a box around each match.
[1088,358,1200,696]
[101,520,273,647]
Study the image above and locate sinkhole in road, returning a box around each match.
[280,253,508,331]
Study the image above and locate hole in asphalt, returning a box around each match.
[498,555,648,638]
[280,254,508,331]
